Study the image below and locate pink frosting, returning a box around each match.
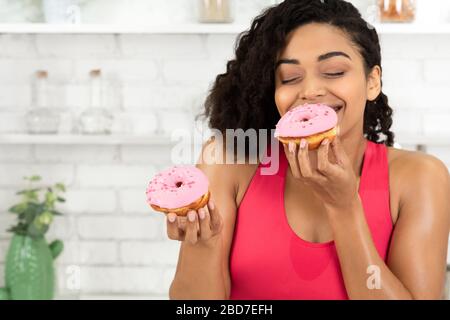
[146,165,209,209]
[274,103,337,138]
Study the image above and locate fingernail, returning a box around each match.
[209,199,215,211]
[288,141,296,153]
[188,211,196,222]
[300,139,307,149]
[168,214,176,223]
[198,209,205,220]
[322,139,329,146]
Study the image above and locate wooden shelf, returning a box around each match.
[0,22,450,35]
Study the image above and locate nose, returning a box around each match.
[298,76,326,102]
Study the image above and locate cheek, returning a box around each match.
[274,86,296,115]
[332,74,367,109]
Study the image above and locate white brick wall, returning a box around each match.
[119,240,180,266]
[0,34,36,58]
[61,189,118,215]
[0,163,74,187]
[77,216,162,240]
[58,240,118,265]
[0,0,449,300]
[0,145,32,161]
[36,35,118,59]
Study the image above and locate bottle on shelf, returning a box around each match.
[379,0,416,23]
[25,70,61,134]
[78,69,114,135]
[197,0,234,23]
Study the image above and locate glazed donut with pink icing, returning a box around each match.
[146,165,210,216]
[274,103,338,150]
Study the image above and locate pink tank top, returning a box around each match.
[229,139,394,300]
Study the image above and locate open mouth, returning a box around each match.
[331,105,344,113]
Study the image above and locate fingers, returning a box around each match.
[185,210,199,245]
[330,135,348,167]
[316,138,338,176]
[198,207,213,241]
[317,138,329,173]
[284,142,301,178]
[176,215,187,232]
[186,197,222,243]
[166,212,182,240]
[165,198,222,245]
[293,139,331,184]
[297,139,313,178]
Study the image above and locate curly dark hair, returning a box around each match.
[201,0,395,151]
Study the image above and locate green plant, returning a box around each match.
[7,175,66,238]
[1,175,66,300]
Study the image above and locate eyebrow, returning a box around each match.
[275,51,351,69]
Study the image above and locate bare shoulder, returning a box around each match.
[196,136,260,207]
[388,147,449,181]
[196,137,239,199]
[387,146,450,214]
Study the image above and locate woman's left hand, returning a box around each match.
[283,135,359,212]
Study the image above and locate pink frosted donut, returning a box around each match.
[274,103,338,150]
[146,165,210,216]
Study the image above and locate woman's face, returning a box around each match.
[274,22,381,138]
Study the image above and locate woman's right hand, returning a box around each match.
[165,198,223,247]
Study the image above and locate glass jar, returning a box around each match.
[26,70,61,134]
[78,69,113,135]
[198,0,234,23]
[379,0,416,23]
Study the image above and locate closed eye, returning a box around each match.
[281,77,300,84]
[282,72,345,84]
[324,72,345,77]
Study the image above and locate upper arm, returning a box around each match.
[196,137,238,299]
[387,153,450,299]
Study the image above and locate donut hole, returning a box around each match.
[175,181,183,188]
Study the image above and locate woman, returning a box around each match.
[167,0,450,299]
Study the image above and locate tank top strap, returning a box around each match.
[258,138,287,178]
[359,140,390,191]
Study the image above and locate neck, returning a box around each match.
[341,133,367,178]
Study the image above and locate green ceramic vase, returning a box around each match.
[0,234,63,300]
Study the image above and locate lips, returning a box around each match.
[288,103,344,114]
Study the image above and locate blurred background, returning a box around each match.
[0,0,449,299]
